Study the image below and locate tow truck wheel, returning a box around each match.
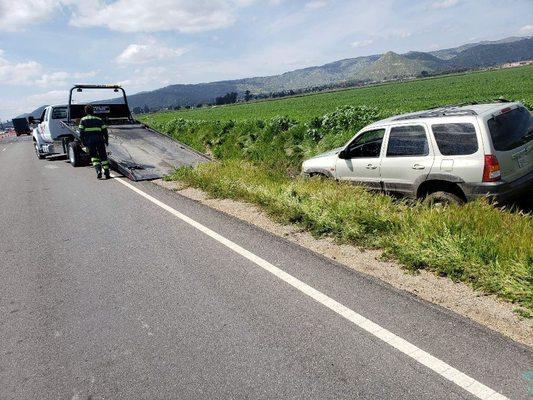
[34,143,45,159]
[68,142,81,167]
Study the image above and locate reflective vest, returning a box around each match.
[79,115,108,146]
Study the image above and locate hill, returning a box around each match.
[124,36,532,110]
[20,36,533,117]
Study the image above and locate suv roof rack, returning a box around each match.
[393,108,478,121]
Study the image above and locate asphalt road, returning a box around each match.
[0,137,531,400]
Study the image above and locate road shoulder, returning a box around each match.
[153,179,532,348]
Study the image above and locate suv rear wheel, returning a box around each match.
[423,191,464,206]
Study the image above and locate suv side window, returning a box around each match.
[432,123,478,155]
[345,129,385,158]
[386,125,428,157]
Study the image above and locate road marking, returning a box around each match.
[114,176,508,400]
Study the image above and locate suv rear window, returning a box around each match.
[487,107,533,151]
[432,123,478,155]
[386,125,428,157]
[51,107,67,120]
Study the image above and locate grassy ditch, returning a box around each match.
[141,69,533,312]
[169,161,532,312]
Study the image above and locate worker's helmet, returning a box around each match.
[84,104,94,115]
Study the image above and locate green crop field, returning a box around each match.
[140,66,533,313]
[144,66,533,124]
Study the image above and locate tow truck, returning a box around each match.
[31,84,209,180]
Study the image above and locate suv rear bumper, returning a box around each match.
[461,170,533,202]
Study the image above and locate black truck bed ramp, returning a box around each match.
[107,124,210,181]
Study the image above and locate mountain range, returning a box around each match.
[21,36,533,117]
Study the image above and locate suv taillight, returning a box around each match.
[483,155,501,182]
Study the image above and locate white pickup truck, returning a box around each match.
[30,84,209,181]
[31,105,72,159]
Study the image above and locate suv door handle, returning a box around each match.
[412,164,425,170]
[366,164,377,170]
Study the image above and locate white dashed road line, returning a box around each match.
[114,175,508,400]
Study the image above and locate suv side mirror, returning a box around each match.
[338,149,349,159]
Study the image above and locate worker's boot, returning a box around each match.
[102,160,110,179]
[95,164,102,179]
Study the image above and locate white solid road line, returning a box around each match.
[114,176,508,400]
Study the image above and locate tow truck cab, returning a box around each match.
[30,105,72,157]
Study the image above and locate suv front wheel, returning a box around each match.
[423,191,464,206]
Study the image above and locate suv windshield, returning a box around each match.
[487,107,533,151]
[52,107,67,120]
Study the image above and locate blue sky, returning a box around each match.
[0,0,532,120]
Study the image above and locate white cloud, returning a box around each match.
[350,39,373,48]
[0,0,61,31]
[0,0,252,33]
[117,66,175,92]
[115,39,188,65]
[26,90,69,106]
[0,49,43,85]
[431,0,458,9]
[35,70,97,87]
[0,49,96,90]
[69,0,251,33]
[305,0,328,10]
[519,25,533,34]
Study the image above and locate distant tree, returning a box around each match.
[196,103,203,108]
[215,92,238,105]
[420,70,430,78]
[132,106,142,114]
[142,104,150,113]
[244,90,252,102]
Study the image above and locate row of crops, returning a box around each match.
[144,66,533,124]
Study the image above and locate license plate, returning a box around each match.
[516,153,529,169]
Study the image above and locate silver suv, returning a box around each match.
[302,102,532,204]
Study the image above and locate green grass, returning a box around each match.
[171,161,533,311]
[140,66,533,311]
[144,66,533,123]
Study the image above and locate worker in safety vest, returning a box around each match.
[79,105,110,179]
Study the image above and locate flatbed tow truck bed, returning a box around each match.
[53,84,210,181]
[62,121,209,181]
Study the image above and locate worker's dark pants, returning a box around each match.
[87,143,109,174]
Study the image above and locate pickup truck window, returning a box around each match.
[345,129,385,158]
[432,123,478,155]
[386,125,428,157]
[51,107,67,120]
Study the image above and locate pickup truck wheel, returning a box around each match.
[424,191,464,206]
[68,142,82,167]
[34,143,45,159]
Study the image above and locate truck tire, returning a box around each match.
[424,191,464,206]
[68,142,82,167]
[34,142,45,159]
